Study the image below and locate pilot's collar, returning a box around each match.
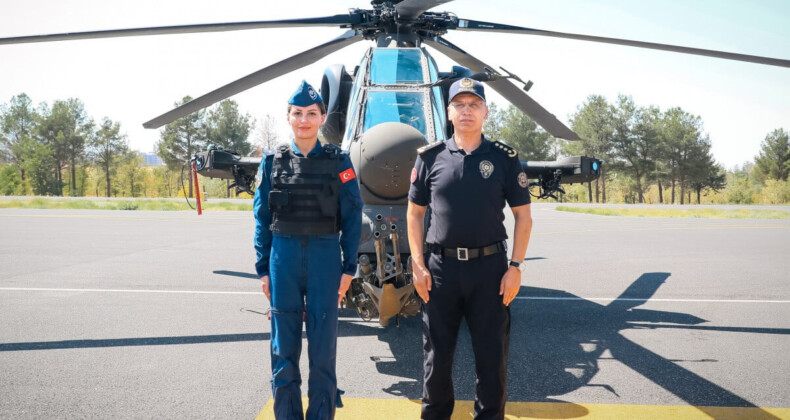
[290,138,322,157]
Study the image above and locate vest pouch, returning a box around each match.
[316,183,338,217]
[269,189,290,211]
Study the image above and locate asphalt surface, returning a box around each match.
[1,204,789,419]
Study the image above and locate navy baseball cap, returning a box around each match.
[288,80,323,107]
[448,78,486,103]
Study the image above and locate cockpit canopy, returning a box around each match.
[369,49,424,84]
[342,47,447,147]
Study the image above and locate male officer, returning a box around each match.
[254,80,363,420]
[406,78,533,420]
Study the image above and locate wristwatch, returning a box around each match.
[509,260,526,272]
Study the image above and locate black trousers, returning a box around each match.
[421,251,511,420]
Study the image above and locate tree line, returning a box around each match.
[1,92,788,204]
[0,93,262,198]
[485,95,789,204]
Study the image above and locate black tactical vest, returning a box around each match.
[269,143,342,235]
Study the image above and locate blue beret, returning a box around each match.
[288,80,323,107]
[448,78,486,103]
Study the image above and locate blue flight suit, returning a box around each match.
[254,139,363,420]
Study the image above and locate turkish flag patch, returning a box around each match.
[339,167,356,183]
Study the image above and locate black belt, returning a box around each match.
[428,241,506,261]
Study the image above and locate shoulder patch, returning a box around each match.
[492,141,518,158]
[417,141,446,155]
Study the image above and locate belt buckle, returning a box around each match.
[457,247,469,261]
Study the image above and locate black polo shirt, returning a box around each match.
[408,136,531,248]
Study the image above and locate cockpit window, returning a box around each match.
[370,49,424,84]
[363,91,426,135]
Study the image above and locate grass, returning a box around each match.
[555,206,789,219]
[0,197,253,212]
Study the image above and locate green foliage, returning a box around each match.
[1,93,38,173]
[116,151,144,197]
[554,183,588,203]
[205,100,253,155]
[569,95,614,160]
[753,128,790,182]
[0,197,253,211]
[757,179,790,204]
[35,98,94,195]
[609,96,661,203]
[23,140,59,195]
[556,206,788,219]
[569,95,616,203]
[726,174,756,204]
[2,91,787,205]
[483,102,503,141]
[90,117,129,197]
[118,201,139,210]
[156,96,206,170]
[0,165,23,195]
[155,96,207,198]
[199,176,233,200]
[151,166,180,198]
[497,105,555,160]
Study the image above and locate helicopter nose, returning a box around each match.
[355,122,427,201]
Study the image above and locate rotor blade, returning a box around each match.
[424,36,580,140]
[0,15,361,45]
[455,19,790,69]
[143,29,363,129]
[395,0,454,20]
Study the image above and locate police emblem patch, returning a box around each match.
[518,172,528,188]
[459,78,475,91]
[479,160,494,179]
[411,167,418,183]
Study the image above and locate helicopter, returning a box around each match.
[2,0,788,327]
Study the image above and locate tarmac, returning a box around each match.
[1,203,789,419]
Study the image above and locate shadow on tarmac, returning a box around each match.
[0,333,271,351]
[213,269,260,279]
[344,272,788,420]
[3,272,787,419]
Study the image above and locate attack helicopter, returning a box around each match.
[3,1,787,327]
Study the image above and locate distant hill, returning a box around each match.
[139,152,163,166]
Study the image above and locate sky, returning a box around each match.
[1,0,788,169]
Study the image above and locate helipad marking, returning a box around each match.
[255,398,790,419]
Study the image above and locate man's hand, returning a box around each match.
[499,267,521,306]
[260,275,271,302]
[412,260,432,303]
[338,273,353,306]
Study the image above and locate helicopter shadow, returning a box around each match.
[345,272,788,419]
[335,308,424,398]
[213,270,260,280]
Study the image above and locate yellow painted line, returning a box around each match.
[256,398,790,420]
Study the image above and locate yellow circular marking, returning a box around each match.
[256,398,790,419]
